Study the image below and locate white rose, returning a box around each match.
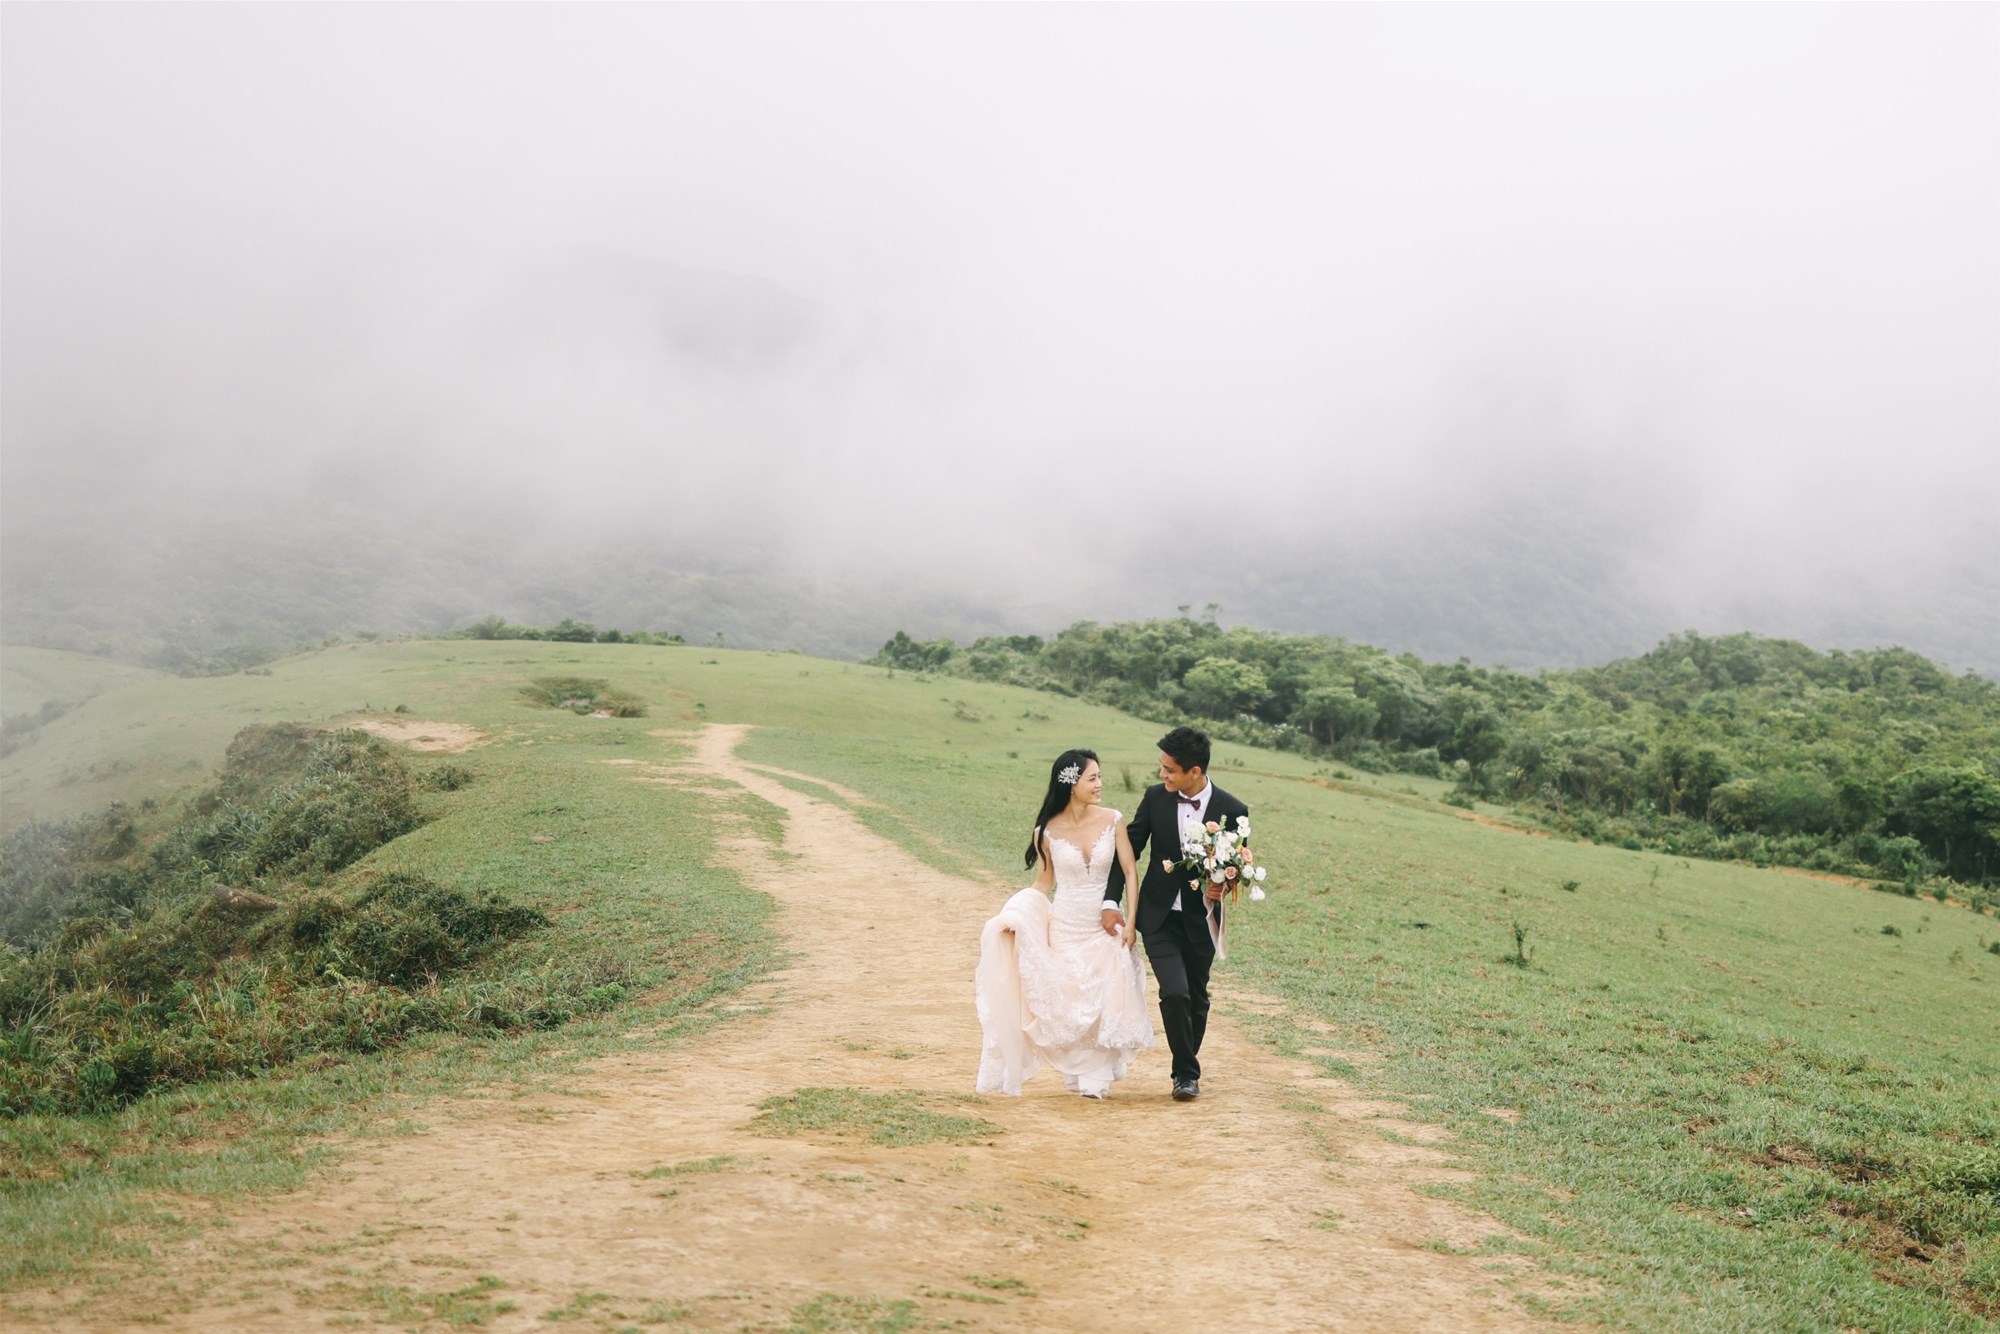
[1210,869,1226,883]
[1162,859,1175,872]
[1249,885,1266,900]
[1254,866,1267,881]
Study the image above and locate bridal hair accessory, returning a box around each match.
[1057,763,1082,785]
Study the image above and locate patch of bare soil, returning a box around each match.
[48,725,1574,1332]
[343,717,486,753]
[1767,865,1883,890]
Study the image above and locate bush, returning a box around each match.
[247,761,421,879]
[0,699,70,758]
[313,872,548,986]
[870,631,956,672]
[0,871,551,1116]
[0,724,561,1116]
[520,676,647,718]
[1391,747,1446,779]
[453,616,685,645]
[0,808,149,950]
[419,764,476,792]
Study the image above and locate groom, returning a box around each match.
[1103,726,1250,1102]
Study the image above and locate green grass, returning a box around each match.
[633,1155,738,1180]
[785,1293,922,1333]
[0,652,778,1297]
[344,1274,514,1327]
[718,664,1999,1329]
[0,646,164,719]
[962,1274,1035,1294]
[751,1087,1001,1148]
[4,639,1996,1328]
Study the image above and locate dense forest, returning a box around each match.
[874,619,2000,905]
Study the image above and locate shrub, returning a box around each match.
[0,808,148,950]
[0,724,562,1115]
[0,699,70,758]
[247,772,420,879]
[870,631,956,672]
[0,872,551,1116]
[419,763,476,792]
[520,676,647,718]
[315,872,548,986]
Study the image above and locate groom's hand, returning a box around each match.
[1100,908,1124,937]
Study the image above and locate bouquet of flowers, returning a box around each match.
[1165,816,1267,903]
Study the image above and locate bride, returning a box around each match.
[975,749,1155,1098]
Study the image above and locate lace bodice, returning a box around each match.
[1043,813,1120,946]
[1045,816,1117,895]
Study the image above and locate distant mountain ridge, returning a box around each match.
[1,494,1993,679]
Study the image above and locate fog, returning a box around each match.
[4,4,1996,670]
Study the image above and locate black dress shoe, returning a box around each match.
[1172,1079,1199,1101]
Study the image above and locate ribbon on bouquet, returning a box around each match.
[1203,885,1227,961]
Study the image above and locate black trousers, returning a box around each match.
[1143,906,1214,1084]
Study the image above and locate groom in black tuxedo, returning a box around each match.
[1103,726,1250,1102]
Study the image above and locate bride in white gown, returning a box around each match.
[975,749,1155,1098]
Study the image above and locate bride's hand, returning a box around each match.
[1120,922,1138,948]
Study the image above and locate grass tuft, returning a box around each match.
[752,1087,1001,1148]
[786,1294,920,1333]
[521,677,647,718]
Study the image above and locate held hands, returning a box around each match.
[1100,907,1125,938]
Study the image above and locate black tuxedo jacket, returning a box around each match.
[1107,782,1251,936]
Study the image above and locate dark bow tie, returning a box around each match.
[1177,794,1201,807]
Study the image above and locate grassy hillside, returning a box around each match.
[1,647,164,719]
[888,619,2000,899]
[3,640,1996,1328]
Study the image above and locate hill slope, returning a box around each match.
[2,641,1995,1329]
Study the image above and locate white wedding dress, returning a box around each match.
[974,817,1155,1097]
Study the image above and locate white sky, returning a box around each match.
[4,3,1995,628]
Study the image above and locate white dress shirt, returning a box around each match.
[1105,782,1211,914]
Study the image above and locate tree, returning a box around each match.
[1640,739,1731,818]
[1707,779,1765,833]
[1291,685,1379,749]
[873,631,956,672]
[1437,687,1505,769]
[1181,657,1269,719]
[1887,764,2000,881]
[1353,661,1435,744]
[1758,769,1840,835]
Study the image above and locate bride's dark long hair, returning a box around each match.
[1024,748,1099,870]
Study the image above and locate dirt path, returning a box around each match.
[99,725,1568,1331]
